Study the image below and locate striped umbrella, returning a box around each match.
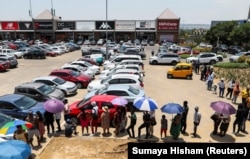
[133,97,158,111]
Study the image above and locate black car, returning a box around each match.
[228,46,244,55]
[23,48,46,59]
[211,44,228,53]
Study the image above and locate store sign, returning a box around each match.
[157,20,179,31]
[19,22,33,30]
[34,22,53,30]
[95,21,115,30]
[115,21,135,30]
[57,22,75,30]
[76,21,95,30]
[135,21,155,30]
[1,22,19,30]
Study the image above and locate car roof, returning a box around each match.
[0,94,25,102]
[115,69,140,73]
[90,95,117,102]
[106,85,136,90]
[51,69,71,73]
[110,74,140,79]
[16,82,45,89]
[33,76,58,81]
[176,62,192,66]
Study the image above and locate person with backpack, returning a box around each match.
[90,101,99,136]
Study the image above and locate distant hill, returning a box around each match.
[180,24,211,30]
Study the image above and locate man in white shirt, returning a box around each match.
[193,106,201,137]
[91,101,99,135]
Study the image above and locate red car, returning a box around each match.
[77,57,99,66]
[0,60,10,71]
[49,69,92,89]
[69,95,121,126]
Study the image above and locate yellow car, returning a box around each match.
[167,63,193,79]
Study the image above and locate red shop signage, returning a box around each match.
[1,22,19,30]
[157,20,179,31]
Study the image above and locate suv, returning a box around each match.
[106,59,144,70]
[32,76,78,96]
[0,55,18,68]
[49,69,92,89]
[103,55,142,69]
[0,49,24,59]
[87,74,144,92]
[23,48,46,59]
[69,95,120,126]
[14,82,65,102]
[149,53,180,65]
[186,52,219,64]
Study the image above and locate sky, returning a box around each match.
[0,0,249,24]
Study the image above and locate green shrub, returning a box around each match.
[213,62,249,68]
[246,57,250,65]
[179,54,193,59]
[193,47,212,52]
[237,55,247,63]
[217,52,227,58]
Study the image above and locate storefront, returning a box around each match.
[115,21,135,42]
[95,21,115,41]
[135,20,156,41]
[75,21,95,41]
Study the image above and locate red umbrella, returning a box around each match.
[44,99,65,113]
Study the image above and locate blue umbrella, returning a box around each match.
[133,97,158,111]
[161,103,184,114]
[0,140,32,159]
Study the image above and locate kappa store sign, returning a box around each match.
[1,22,19,30]
[95,21,115,30]
[157,20,179,31]
[19,22,33,30]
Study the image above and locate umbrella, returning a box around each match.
[44,98,65,113]
[210,101,236,115]
[0,119,33,135]
[133,97,158,111]
[111,97,128,106]
[0,140,31,159]
[161,103,184,114]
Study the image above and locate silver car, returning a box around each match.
[32,76,78,96]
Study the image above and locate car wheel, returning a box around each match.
[210,60,216,65]
[76,82,83,89]
[71,116,79,125]
[152,60,157,65]
[171,61,177,65]
[186,75,192,80]
[167,74,173,79]
[218,57,223,61]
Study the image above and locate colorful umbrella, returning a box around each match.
[210,101,236,115]
[133,97,158,111]
[161,103,184,114]
[0,140,31,159]
[111,96,128,106]
[44,98,65,113]
[0,119,33,135]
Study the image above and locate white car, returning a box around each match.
[61,64,95,79]
[87,74,143,92]
[69,60,100,74]
[105,59,144,70]
[50,46,65,55]
[0,49,24,59]
[32,76,78,96]
[229,52,250,62]
[186,52,221,64]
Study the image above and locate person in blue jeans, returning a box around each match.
[207,72,215,90]
[218,78,225,97]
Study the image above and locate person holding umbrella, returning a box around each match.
[44,110,55,135]
[170,113,182,140]
[137,111,151,139]
[219,114,231,137]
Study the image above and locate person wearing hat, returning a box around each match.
[101,106,110,135]
[226,79,235,99]
[217,78,225,98]
[193,106,201,137]
[26,110,41,148]
[90,101,99,136]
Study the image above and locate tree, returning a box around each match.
[229,23,250,49]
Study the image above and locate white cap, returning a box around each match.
[91,101,96,106]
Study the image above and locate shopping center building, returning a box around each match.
[0,8,180,43]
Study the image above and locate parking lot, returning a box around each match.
[1,46,249,156]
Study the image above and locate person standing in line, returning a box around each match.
[26,111,41,148]
[219,114,231,137]
[77,109,89,135]
[149,110,156,138]
[36,111,45,142]
[232,83,241,104]
[193,106,201,137]
[226,79,235,99]
[119,106,127,133]
[55,111,62,132]
[181,101,189,134]
[63,99,70,121]
[90,101,99,136]
[100,106,110,135]
[160,115,168,139]
[211,112,222,135]
[218,78,226,98]
[241,104,249,134]
[170,114,182,140]
[232,104,244,135]
[14,125,28,144]
[126,110,137,139]
[137,111,151,139]
[207,72,215,90]
[114,107,122,137]
[241,85,250,106]
[44,110,55,134]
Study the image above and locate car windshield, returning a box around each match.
[14,96,37,110]
[70,70,80,77]
[101,76,111,84]
[53,77,66,85]
[128,86,140,95]
[77,97,91,108]
[0,113,13,128]
[38,84,55,95]
[235,52,244,56]
[97,86,108,95]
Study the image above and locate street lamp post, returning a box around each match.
[29,0,35,39]
[51,0,55,42]
[105,0,109,60]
